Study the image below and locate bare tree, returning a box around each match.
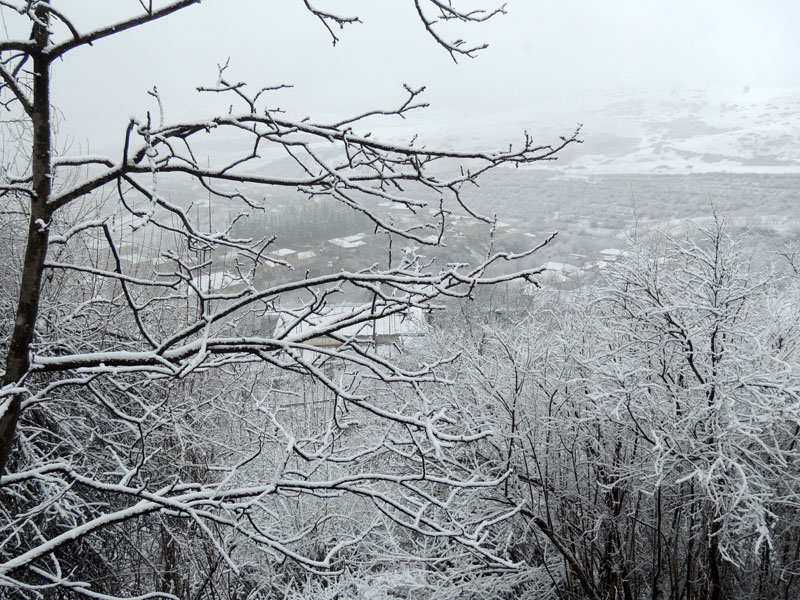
[434,222,800,600]
[0,1,578,596]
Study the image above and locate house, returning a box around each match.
[328,234,367,249]
[270,248,296,258]
[523,261,584,293]
[599,248,626,261]
[268,303,427,358]
[295,250,317,263]
[539,261,581,279]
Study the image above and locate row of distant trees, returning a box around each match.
[230,197,373,250]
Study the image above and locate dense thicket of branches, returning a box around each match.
[2,2,795,600]
[0,1,580,598]
[421,222,800,600]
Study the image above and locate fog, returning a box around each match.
[7,0,795,152]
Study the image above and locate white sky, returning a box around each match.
[4,1,800,151]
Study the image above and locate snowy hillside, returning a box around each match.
[372,86,800,175]
[563,87,800,173]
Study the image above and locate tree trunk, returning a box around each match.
[0,13,52,476]
[708,519,723,600]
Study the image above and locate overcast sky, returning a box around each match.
[4,1,800,151]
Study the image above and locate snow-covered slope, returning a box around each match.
[565,87,800,173]
[375,86,800,174]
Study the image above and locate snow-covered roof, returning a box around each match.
[378,202,407,210]
[272,303,427,345]
[540,261,581,273]
[341,233,367,243]
[329,238,367,249]
[196,270,236,291]
[599,248,624,257]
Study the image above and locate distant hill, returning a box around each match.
[557,87,800,173]
[361,86,800,175]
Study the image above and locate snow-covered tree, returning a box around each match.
[428,222,800,599]
[0,2,578,597]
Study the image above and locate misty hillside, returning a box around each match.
[131,87,800,306]
[390,85,800,174]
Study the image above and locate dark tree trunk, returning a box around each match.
[708,519,723,600]
[0,12,52,476]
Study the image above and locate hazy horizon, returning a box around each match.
[1,1,794,153]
